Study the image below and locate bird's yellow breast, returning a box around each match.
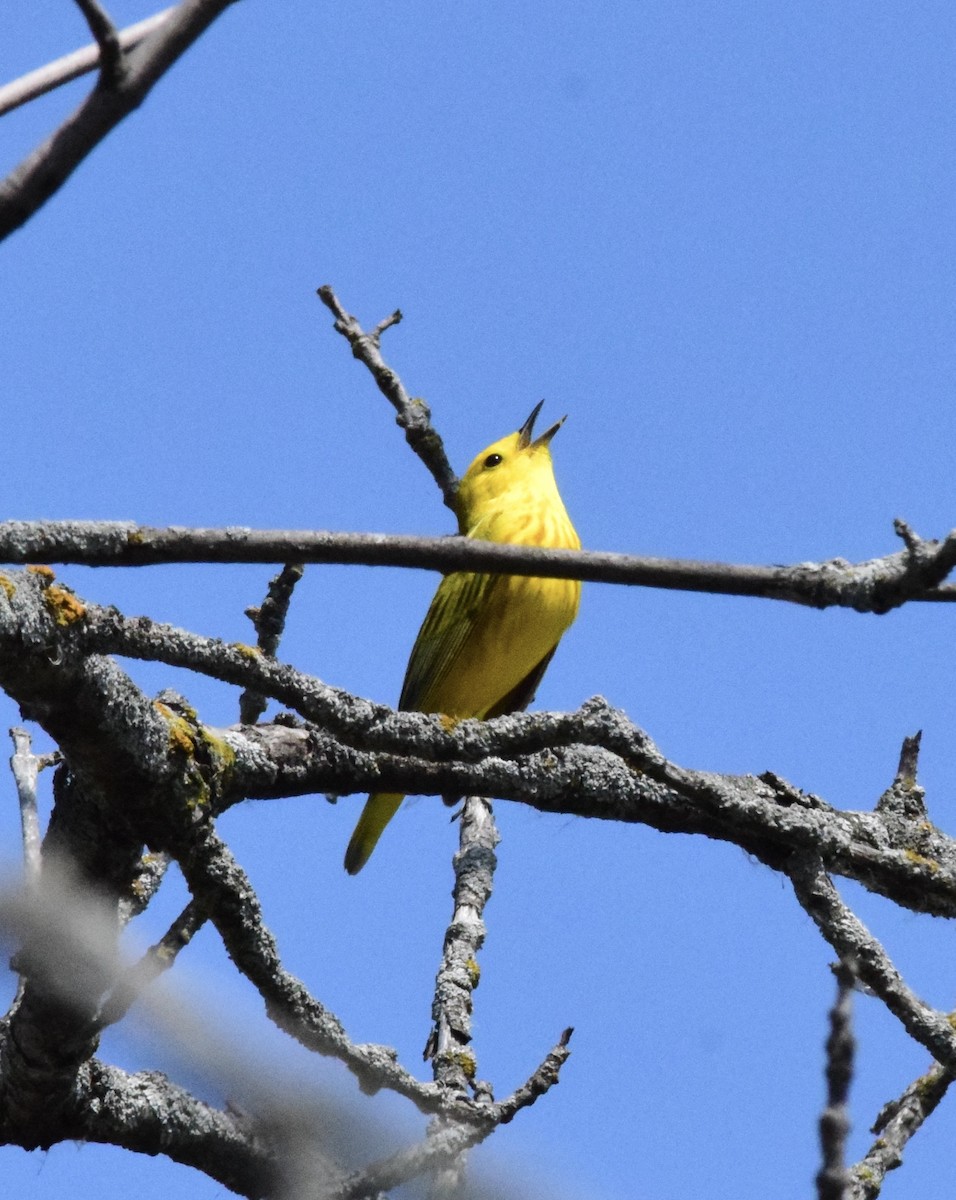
[416,480,580,718]
[424,569,580,718]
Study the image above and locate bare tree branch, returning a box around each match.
[850,1063,953,1199]
[426,798,499,1090]
[0,7,175,118]
[174,819,479,1118]
[0,0,238,242]
[1,529,955,1192]
[326,1029,573,1200]
[0,817,574,1198]
[489,1027,573,1126]
[79,1059,276,1196]
[425,797,500,1196]
[789,857,956,1072]
[2,519,956,610]
[4,571,956,926]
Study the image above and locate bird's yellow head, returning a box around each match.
[454,401,570,540]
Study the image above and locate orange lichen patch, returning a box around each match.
[26,564,55,581]
[0,574,15,600]
[44,584,87,626]
[234,643,262,658]
[438,713,459,732]
[155,702,196,756]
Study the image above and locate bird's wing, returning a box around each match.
[398,570,500,713]
[483,645,557,719]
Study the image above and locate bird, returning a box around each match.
[344,401,580,874]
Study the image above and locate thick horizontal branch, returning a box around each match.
[222,716,956,922]
[2,519,956,610]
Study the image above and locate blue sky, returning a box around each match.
[3,3,956,1197]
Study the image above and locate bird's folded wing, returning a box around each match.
[398,570,499,713]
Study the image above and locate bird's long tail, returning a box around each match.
[343,792,404,874]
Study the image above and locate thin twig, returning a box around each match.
[849,1063,953,1198]
[95,898,206,1029]
[316,286,458,510]
[488,1026,573,1125]
[817,962,855,1200]
[73,0,124,84]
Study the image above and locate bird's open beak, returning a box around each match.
[517,401,567,450]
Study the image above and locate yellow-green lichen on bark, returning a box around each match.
[154,701,235,811]
[903,849,940,873]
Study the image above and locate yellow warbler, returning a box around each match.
[344,402,580,874]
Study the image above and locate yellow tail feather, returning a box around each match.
[344,792,404,874]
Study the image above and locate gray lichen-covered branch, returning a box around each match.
[1,517,955,610]
[0,565,578,1193]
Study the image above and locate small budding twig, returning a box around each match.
[239,562,304,725]
[316,286,458,510]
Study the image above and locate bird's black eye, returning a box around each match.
[483,453,503,469]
